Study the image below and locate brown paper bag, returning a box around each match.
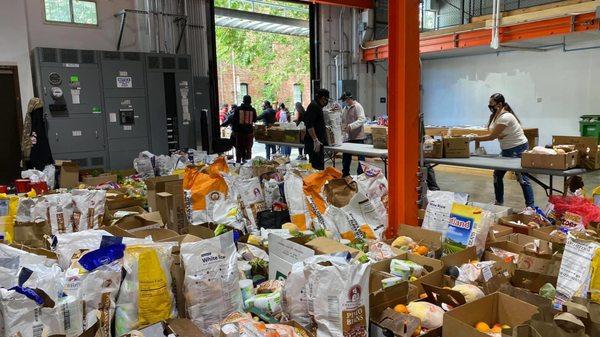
[12,220,51,248]
[323,177,358,208]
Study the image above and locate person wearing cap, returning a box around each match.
[340,91,367,176]
[231,95,257,163]
[304,89,330,170]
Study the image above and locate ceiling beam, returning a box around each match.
[297,0,374,9]
[215,7,309,28]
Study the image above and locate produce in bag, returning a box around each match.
[340,191,383,239]
[64,242,125,335]
[442,203,492,257]
[115,242,177,335]
[406,302,444,329]
[180,231,242,333]
[422,190,468,238]
[183,158,229,225]
[556,235,600,305]
[355,162,389,225]
[284,172,310,230]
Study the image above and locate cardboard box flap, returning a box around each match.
[113,211,164,232]
[441,246,478,268]
[553,136,598,155]
[397,224,443,251]
[374,308,421,337]
[164,318,207,337]
[370,280,410,319]
[422,282,467,308]
[133,228,179,241]
[305,237,359,255]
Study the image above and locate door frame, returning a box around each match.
[0,65,23,138]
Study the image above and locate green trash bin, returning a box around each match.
[580,115,600,141]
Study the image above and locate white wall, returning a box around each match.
[0,0,34,114]
[422,45,600,154]
[25,0,139,51]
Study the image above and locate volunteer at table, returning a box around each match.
[258,101,277,160]
[340,91,366,176]
[471,93,534,207]
[304,89,330,170]
[294,102,306,160]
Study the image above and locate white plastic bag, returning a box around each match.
[238,177,267,231]
[115,242,177,336]
[180,232,243,333]
[71,189,106,231]
[283,172,310,231]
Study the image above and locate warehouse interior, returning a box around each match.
[1,0,600,336]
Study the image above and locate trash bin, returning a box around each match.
[579,115,600,140]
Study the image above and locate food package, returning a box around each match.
[281,259,314,328]
[263,179,283,210]
[356,162,389,227]
[442,203,492,257]
[238,177,267,232]
[70,189,106,231]
[556,236,600,305]
[452,284,485,303]
[133,152,155,178]
[115,242,177,335]
[45,193,75,234]
[245,292,282,315]
[0,287,46,337]
[390,259,425,280]
[422,190,469,238]
[306,256,371,337]
[41,295,84,337]
[64,243,125,335]
[456,261,496,285]
[303,168,343,232]
[340,191,383,239]
[284,172,311,231]
[406,302,444,329]
[180,232,243,333]
[0,194,19,243]
[183,158,230,225]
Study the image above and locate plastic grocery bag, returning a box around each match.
[45,193,75,234]
[183,158,230,225]
[181,232,243,333]
[71,189,106,231]
[284,171,311,231]
[355,162,389,231]
[115,242,177,336]
[238,177,267,231]
[422,190,469,238]
[0,287,45,337]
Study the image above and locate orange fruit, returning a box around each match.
[413,245,429,256]
[475,322,490,333]
[393,304,409,314]
[491,324,502,333]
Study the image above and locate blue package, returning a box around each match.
[10,286,44,305]
[78,243,125,272]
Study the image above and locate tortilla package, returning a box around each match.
[422,190,469,238]
[180,232,243,333]
[442,203,492,257]
[183,158,230,225]
[115,242,178,336]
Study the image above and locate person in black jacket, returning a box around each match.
[231,95,257,163]
[258,101,277,159]
[304,89,330,170]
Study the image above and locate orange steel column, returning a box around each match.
[386,0,420,237]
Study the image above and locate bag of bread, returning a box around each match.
[115,242,177,336]
[70,189,106,231]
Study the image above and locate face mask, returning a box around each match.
[488,105,496,113]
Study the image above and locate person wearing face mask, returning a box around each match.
[304,89,330,170]
[340,91,367,176]
[471,93,534,207]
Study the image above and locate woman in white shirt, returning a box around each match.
[472,93,534,207]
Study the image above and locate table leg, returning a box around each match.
[563,176,568,196]
[383,157,388,177]
[549,175,553,195]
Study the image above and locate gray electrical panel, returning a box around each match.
[31,48,107,168]
[146,53,195,154]
[100,51,150,169]
[31,47,197,170]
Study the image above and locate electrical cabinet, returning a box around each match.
[31,48,197,170]
[31,48,107,169]
[100,51,150,170]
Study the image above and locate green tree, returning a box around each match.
[214,0,310,105]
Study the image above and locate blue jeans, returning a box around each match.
[280,146,291,156]
[494,142,535,207]
[265,144,277,160]
[342,139,366,177]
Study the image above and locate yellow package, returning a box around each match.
[115,243,176,335]
[590,247,600,303]
[0,194,20,243]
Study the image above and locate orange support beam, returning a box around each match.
[364,12,600,61]
[301,0,374,9]
[386,0,421,237]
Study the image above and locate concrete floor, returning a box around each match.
[245,142,600,211]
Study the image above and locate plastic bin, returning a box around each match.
[579,115,600,140]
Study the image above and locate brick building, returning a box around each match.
[217,61,311,115]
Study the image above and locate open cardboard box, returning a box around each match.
[443,292,539,337]
[498,214,551,235]
[487,224,514,246]
[553,135,600,170]
[81,173,118,186]
[370,252,443,296]
[124,318,207,337]
[55,160,79,188]
[390,224,443,258]
[443,137,470,158]
[111,211,164,233]
[521,149,578,170]
[105,188,145,210]
[268,234,360,280]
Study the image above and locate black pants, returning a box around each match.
[426,165,440,191]
[306,142,325,170]
[342,139,366,176]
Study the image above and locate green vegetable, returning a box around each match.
[314,228,327,237]
[214,223,227,236]
[539,283,556,300]
[357,254,370,264]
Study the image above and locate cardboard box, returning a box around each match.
[487,224,513,243]
[498,214,551,235]
[146,175,187,234]
[370,253,443,295]
[392,224,443,257]
[145,175,182,210]
[12,221,51,248]
[553,135,600,169]
[424,140,443,159]
[105,188,145,210]
[443,137,470,158]
[371,126,388,149]
[468,202,512,223]
[442,292,538,337]
[112,211,164,233]
[369,278,410,320]
[268,234,315,280]
[523,128,539,150]
[283,129,302,144]
[521,150,578,170]
[82,173,118,186]
[254,124,268,140]
[56,161,80,188]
